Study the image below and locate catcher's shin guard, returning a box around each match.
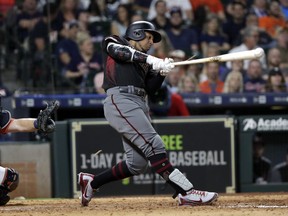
[0,167,19,206]
[0,167,19,192]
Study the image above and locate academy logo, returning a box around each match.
[243,119,257,131]
[243,118,288,131]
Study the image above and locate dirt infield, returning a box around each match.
[1,193,288,216]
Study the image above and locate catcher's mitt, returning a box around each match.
[37,100,59,134]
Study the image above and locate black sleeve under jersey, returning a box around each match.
[145,71,166,95]
[103,36,148,63]
[107,43,148,63]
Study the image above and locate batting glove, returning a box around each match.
[146,56,175,73]
[160,58,174,76]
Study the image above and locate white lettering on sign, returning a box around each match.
[80,153,126,169]
[243,118,288,131]
[79,151,226,170]
[243,118,257,131]
[90,153,113,169]
[169,150,227,167]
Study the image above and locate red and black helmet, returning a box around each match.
[124,21,162,43]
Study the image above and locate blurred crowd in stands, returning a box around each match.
[0,0,288,95]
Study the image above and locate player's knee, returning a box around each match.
[2,168,19,192]
[145,135,166,157]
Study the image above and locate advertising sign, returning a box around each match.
[71,117,236,197]
[240,116,288,132]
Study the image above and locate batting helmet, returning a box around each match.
[125,21,162,43]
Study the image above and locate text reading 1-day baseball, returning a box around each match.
[79,150,227,169]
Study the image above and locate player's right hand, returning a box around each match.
[146,56,175,72]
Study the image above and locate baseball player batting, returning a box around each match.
[78,21,218,206]
[0,100,59,205]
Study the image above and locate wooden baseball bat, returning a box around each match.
[171,48,264,66]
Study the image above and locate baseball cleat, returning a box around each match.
[178,189,218,206]
[78,172,95,206]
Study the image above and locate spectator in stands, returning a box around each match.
[225,0,251,18]
[165,67,181,93]
[192,4,209,37]
[55,22,80,84]
[249,0,268,18]
[199,62,224,94]
[279,0,288,20]
[266,47,282,75]
[30,2,60,53]
[221,60,245,82]
[147,0,194,25]
[252,132,271,184]
[131,10,144,23]
[65,32,102,93]
[274,28,288,72]
[226,26,267,70]
[104,0,133,18]
[241,13,274,50]
[200,43,228,82]
[243,59,266,93]
[54,0,80,40]
[270,149,288,182]
[87,0,109,21]
[132,0,153,18]
[87,5,111,48]
[148,29,173,59]
[77,9,91,35]
[186,64,202,82]
[190,0,226,22]
[178,74,199,94]
[258,0,286,39]
[200,14,230,57]
[1,0,22,57]
[16,0,42,46]
[149,0,171,30]
[110,4,132,37]
[222,71,244,93]
[222,1,246,46]
[167,49,186,76]
[0,0,15,18]
[149,83,190,117]
[15,0,42,81]
[265,68,287,93]
[29,2,60,88]
[165,7,199,57]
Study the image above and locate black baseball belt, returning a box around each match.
[119,86,146,97]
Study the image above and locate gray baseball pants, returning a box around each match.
[104,87,166,175]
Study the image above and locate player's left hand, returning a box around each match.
[37,100,59,134]
[160,58,174,76]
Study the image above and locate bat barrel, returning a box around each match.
[171,48,264,66]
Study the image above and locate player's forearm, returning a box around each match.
[107,42,148,63]
[7,118,37,133]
